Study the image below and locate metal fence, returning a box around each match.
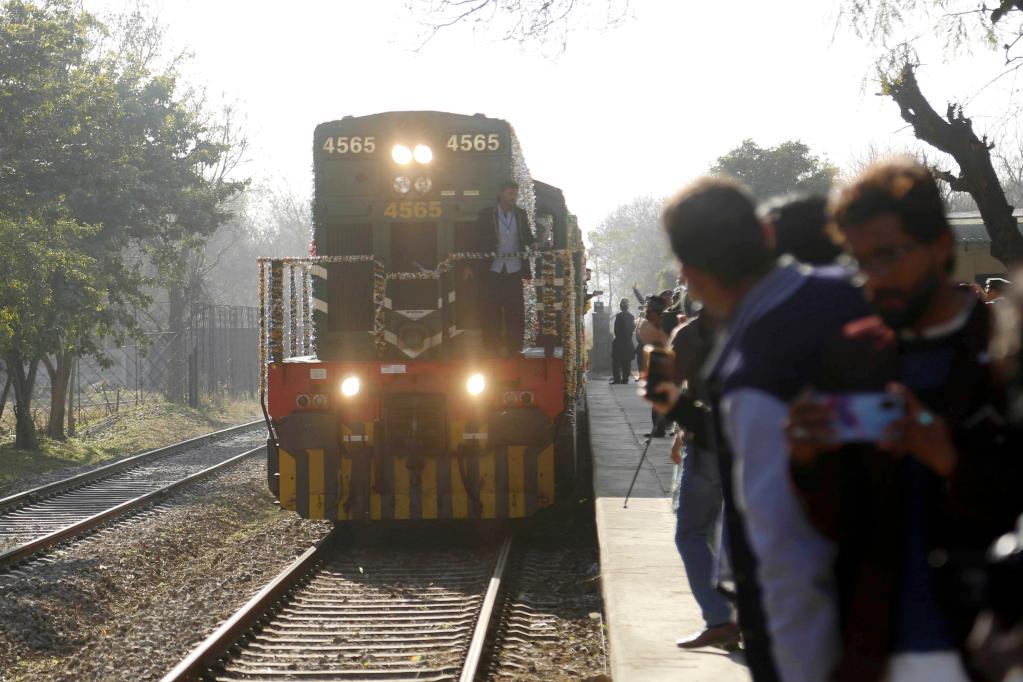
[0,303,260,433]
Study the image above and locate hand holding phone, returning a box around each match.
[820,392,906,443]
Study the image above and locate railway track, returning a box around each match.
[162,532,515,682]
[0,421,264,569]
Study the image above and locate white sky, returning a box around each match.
[86,0,1023,231]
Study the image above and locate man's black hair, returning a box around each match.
[645,295,666,314]
[662,176,773,286]
[832,157,950,244]
[499,180,519,191]
[762,194,842,265]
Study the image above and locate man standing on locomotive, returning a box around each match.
[477,180,536,355]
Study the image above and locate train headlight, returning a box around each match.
[340,376,361,397]
[466,373,486,396]
[391,144,412,165]
[413,144,433,164]
[392,175,412,195]
[414,176,432,195]
[312,394,328,408]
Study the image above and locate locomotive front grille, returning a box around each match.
[383,394,447,456]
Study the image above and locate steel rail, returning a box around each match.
[0,445,263,570]
[160,535,331,682]
[162,532,515,682]
[0,420,263,515]
[459,533,514,682]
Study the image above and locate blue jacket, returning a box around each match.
[705,262,870,682]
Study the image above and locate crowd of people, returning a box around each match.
[611,158,1023,682]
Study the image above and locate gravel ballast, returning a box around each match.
[0,456,331,681]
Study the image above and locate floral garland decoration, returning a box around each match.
[288,266,298,358]
[372,260,387,354]
[559,251,579,400]
[258,259,267,396]
[302,265,312,356]
[268,260,285,363]
[539,252,558,337]
[257,248,581,366]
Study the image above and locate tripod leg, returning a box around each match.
[623,415,667,508]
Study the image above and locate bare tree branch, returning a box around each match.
[885,62,1023,263]
[410,0,630,52]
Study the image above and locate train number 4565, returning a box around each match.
[446,133,501,152]
[384,201,443,219]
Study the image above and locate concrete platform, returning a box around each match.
[588,375,750,682]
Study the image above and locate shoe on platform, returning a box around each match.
[676,622,740,650]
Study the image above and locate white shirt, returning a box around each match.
[490,206,523,274]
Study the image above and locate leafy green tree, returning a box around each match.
[0,217,113,449]
[711,139,838,202]
[0,0,244,444]
[841,0,1023,265]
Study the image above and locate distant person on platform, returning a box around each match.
[477,180,536,355]
[611,298,635,384]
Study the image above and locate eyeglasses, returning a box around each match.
[855,243,921,274]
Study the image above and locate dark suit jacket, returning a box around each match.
[612,311,635,351]
[476,205,536,280]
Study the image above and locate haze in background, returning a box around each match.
[85,0,1022,229]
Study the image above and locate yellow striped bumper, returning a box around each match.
[272,414,556,520]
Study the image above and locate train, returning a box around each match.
[257,111,587,522]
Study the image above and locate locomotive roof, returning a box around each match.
[533,180,567,210]
[315,111,510,129]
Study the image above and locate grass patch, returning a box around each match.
[0,396,260,493]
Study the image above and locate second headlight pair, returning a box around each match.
[393,176,432,195]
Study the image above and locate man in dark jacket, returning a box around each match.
[611,298,635,384]
[475,180,536,355]
[785,159,1023,682]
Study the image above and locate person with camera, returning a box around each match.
[650,176,872,682]
[663,310,739,651]
[783,159,1023,682]
[638,294,671,436]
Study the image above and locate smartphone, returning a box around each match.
[819,392,906,442]
[643,345,675,402]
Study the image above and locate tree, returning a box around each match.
[410,0,630,50]
[0,217,109,449]
[202,184,313,308]
[0,0,245,443]
[711,139,838,202]
[586,196,674,309]
[842,0,1023,265]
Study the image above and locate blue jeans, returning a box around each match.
[675,445,732,627]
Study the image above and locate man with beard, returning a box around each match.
[785,158,1022,682]
[651,176,871,682]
